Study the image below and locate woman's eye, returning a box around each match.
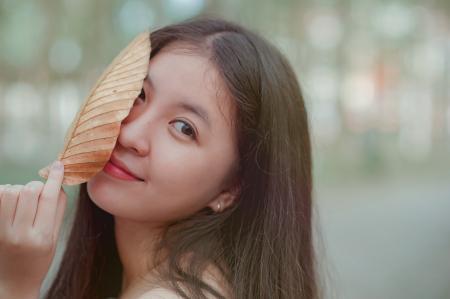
[136,88,145,102]
[170,119,197,140]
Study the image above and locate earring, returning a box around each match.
[217,202,221,213]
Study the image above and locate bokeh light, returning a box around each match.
[48,37,83,74]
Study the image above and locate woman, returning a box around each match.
[0,18,317,299]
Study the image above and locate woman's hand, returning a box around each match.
[0,160,67,299]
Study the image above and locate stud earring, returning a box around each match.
[217,202,221,213]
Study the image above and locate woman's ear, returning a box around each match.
[208,183,240,213]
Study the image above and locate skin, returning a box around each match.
[0,162,67,299]
[86,44,240,298]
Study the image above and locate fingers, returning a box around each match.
[34,161,64,234]
[0,185,22,229]
[0,161,67,246]
[13,181,44,229]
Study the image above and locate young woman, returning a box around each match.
[0,18,317,299]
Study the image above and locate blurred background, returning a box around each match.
[0,0,449,298]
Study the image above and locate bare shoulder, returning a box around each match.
[136,263,232,299]
[202,263,233,298]
[135,287,183,299]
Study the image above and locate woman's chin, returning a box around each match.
[86,176,117,214]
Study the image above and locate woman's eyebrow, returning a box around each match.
[173,101,211,129]
[145,74,211,128]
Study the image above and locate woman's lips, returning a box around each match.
[103,161,142,181]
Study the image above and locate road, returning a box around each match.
[316,174,450,299]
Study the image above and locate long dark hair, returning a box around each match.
[44,17,317,299]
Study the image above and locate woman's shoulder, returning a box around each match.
[135,287,183,299]
[136,263,232,299]
[202,262,233,298]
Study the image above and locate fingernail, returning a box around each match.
[52,160,63,170]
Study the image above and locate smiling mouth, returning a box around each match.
[102,161,144,182]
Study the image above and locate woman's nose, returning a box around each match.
[117,113,150,156]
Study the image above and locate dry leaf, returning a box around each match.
[38,31,151,185]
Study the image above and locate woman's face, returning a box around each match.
[87,45,239,224]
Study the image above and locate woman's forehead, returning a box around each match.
[146,50,235,125]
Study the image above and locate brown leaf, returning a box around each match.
[39,31,151,185]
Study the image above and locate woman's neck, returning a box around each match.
[113,217,232,298]
[114,216,167,298]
